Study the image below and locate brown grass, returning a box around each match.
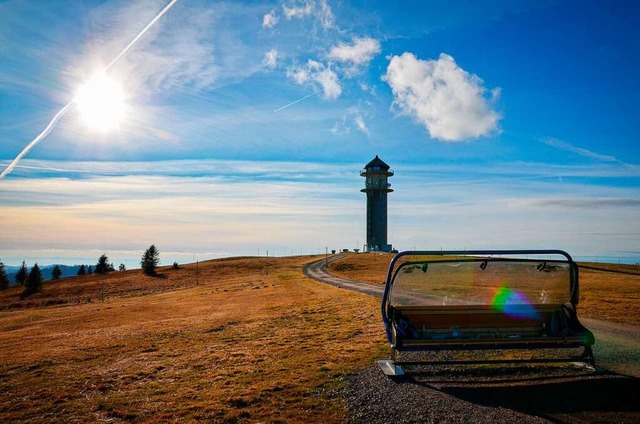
[1,253,638,422]
[577,263,640,326]
[327,252,394,285]
[328,253,640,326]
[0,256,385,423]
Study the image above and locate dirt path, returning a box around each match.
[303,254,383,298]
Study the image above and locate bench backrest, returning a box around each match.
[381,250,579,344]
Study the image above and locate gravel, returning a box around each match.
[345,359,640,423]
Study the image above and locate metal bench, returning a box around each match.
[379,250,595,376]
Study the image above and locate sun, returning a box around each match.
[75,74,126,131]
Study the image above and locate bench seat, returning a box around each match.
[391,304,594,351]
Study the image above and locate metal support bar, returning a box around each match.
[393,357,594,366]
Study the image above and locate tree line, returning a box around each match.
[0,244,163,298]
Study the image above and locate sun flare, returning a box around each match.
[75,74,126,131]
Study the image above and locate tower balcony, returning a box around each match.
[360,168,394,177]
[361,182,394,193]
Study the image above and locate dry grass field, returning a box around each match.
[0,256,385,423]
[327,253,640,326]
[1,253,638,423]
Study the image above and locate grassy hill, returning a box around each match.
[0,253,638,422]
[0,255,384,423]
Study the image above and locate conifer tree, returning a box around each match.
[0,260,9,290]
[77,264,86,275]
[15,261,28,286]
[95,254,111,274]
[141,244,160,276]
[52,265,62,280]
[22,263,43,298]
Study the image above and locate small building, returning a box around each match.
[360,155,394,252]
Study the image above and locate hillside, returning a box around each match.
[1,253,638,422]
[0,255,385,423]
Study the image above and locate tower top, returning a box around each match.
[364,155,391,171]
[361,155,393,178]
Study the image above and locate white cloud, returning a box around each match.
[70,1,269,97]
[316,0,335,29]
[354,115,369,135]
[384,52,501,141]
[274,0,334,29]
[3,158,639,265]
[287,60,341,100]
[328,37,381,68]
[263,49,279,69]
[262,9,279,28]
[283,1,314,19]
[515,197,640,209]
[0,159,366,265]
[330,109,370,136]
[282,37,381,104]
[79,2,220,94]
[315,68,341,99]
[359,82,376,94]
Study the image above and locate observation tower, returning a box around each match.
[360,155,394,252]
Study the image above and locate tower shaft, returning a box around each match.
[361,156,393,252]
[365,190,389,250]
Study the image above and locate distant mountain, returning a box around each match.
[6,264,90,286]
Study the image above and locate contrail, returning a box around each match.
[0,102,75,179]
[4,163,120,176]
[273,89,322,112]
[0,0,180,181]
[104,0,180,73]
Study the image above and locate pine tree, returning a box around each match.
[15,261,28,286]
[118,263,126,271]
[141,244,160,276]
[77,264,86,275]
[52,265,62,280]
[87,265,93,274]
[0,260,9,290]
[22,263,43,298]
[95,254,111,275]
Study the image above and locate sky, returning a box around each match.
[1,0,639,267]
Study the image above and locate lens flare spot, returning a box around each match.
[492,286,539,319]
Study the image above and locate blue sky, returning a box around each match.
[1,0,639,266]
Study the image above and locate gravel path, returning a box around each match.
[346,362,639,423]
[303,254,383,298]
[303,257,640,423]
